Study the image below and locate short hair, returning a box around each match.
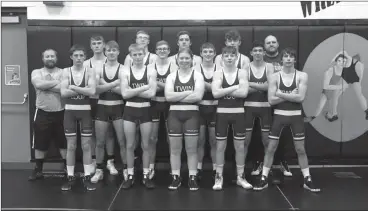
[128,43,145,54]
[177,48,193,59]
[222,46,237,55]
[335,54,347,62]
[90,34,104,43]
[69,44,86,56]
[136,30,150,38]
[200,42,216,54]
[281,47,297,59]
[176,31,191,42]
[42,49,57,58]
[156,40,170,49]
[105,40,120,51]
[225,30,241,41]
[252,40,264,50]
[352,54,361,62]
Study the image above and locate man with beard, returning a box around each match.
[169,31,202,67]
[250,35,292,180]
[29,49,67,181]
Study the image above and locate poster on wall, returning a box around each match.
[303,33,368,142]
[5,65,21,85]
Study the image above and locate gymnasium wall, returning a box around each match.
[26,21,368,163]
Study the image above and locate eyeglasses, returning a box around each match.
[156,48,169,51]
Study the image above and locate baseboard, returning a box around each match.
[1,162,64,170]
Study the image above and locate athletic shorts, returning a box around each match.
[244,106,271,132]
[167,110,199,136]
[33,109,67,151]
[123,105,151,124]
[151,101,169,122]
[199,105,216,127]
[64,109,93,137]
[268,114,305,141]
[95,104,124,122]
[215,112,246,141]
[90,98,98,120]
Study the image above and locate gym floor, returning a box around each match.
[2,166,368,210]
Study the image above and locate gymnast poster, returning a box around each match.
[303,32,368,142]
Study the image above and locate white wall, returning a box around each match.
[17,1,368,21]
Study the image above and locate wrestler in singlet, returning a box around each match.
[268,71,305,141]
[244,64,271,132]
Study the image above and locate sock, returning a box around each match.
[216,164,224,176]
[172,170,180,176]
[301,168,310,178]
[128,168,134,175]
[213,164,216,171]
[35,159,44,171]
[189,170,197,176]
[84,164,92,176]
[236,165,245,177]
[197,162,202,170]
[67,165,75,177]
[143,168,150,175]
[262,167,270,177]
[149,163,155,170]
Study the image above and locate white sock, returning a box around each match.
[189,170,197,176]
[143,168,150,175]
[262,167,271,177]
[172,170,180,176]
[216,164,224,176]
[128,168,134,175]
[197,162,202,170]
[301,168,310,177]
[84,164,92,176]
[237,165,245,177]
[212,164,216,171]
[67,166,74,176]
[149,163,155,170]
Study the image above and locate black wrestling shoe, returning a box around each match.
[188,175,199,191]
[122,174,135,189]
[61,175,76,191]
[253,175,269,191]
[303,176,321,193]
[83,175,96,191]
[143,174,155,189]
[168,174,181,190]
